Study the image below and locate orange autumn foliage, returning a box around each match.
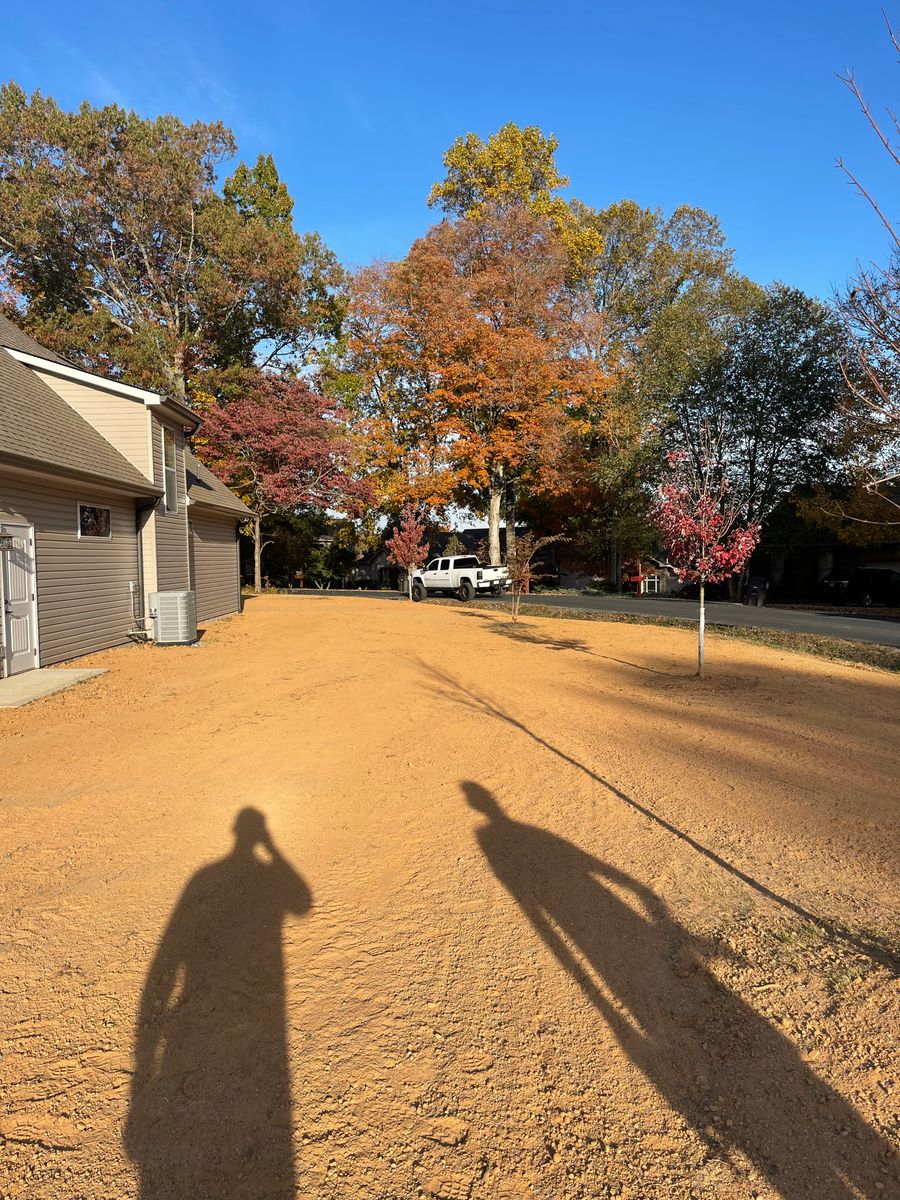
[338,204,613,559]
[337,259,458,515]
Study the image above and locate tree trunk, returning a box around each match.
[253,515,262,594]
[609,539,623,591]
[407,571,413,600]
[697,580,706,679]
[510,585,522,623]
[488,482,503,565]
[738,564,751,603]
[505,483,517,564]
[170,341,188,403]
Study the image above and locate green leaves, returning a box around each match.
[666,283,847,524]
[428,123,569,217]
[223,154,294,226]
[0,85,344,400]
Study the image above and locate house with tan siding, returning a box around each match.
[0,316,249,678]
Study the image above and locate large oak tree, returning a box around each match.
[0,83,345,401]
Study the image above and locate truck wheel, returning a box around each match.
[411,582,426,603]
[458,580,475,602]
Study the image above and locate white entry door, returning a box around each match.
[1,523,39,676]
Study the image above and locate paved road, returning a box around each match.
[291,588,900,647]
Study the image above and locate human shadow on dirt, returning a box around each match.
[124,808,312,1200]
[464,782,896,1198]
[420,659,898,975]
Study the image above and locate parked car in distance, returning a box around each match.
[819,570,851,604]
[844,568,900,607]
[675,580,730,601]
[411,556,510,602]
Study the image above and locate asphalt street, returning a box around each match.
[291,589,900,647]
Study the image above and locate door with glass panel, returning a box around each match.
[1,523,39,676]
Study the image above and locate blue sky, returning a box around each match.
[4,1,899,298]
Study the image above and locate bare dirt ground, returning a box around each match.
[1,595,897,1200]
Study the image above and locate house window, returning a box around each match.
[78,504,111,539]
[162,427,178,512]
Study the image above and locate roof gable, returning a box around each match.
[1,315,197,428]
[0,347,160,495]
[185,449,250,517]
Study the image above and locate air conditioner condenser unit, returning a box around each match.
[149,591,198,645]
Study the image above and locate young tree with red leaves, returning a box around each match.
[654,428,760,678]
[385,507,430,599]
[201,374,370,592]
[504,532,567,623]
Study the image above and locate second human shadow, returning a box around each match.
[463,781,894,1200]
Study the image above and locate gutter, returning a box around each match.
[157,396,201,430]
[188,496,253,519]
[0,451,162,499]
[131,497,160,639]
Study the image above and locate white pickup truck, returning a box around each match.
[411,555,510,602]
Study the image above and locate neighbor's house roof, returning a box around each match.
[0,345,161,496]
[0,313,71,366]
[185,449,250,518]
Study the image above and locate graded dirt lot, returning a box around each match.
[1,595,898,1200]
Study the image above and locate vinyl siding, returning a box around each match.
[151,416,190,592]
[0,472,140,666]
[189,511,241,622]
[34,369,152,479]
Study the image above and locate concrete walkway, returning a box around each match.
[0,667,107,708]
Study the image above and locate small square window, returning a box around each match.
[78,504,111,538]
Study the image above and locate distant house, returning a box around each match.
[0,316,249,678]
[347,545,400,590]
[624,555,679,595]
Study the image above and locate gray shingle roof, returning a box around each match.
[0,347,160,495]
[0,314,71,365]
[186,448,250,517]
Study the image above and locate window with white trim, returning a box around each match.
[78,504,111,538]
[162,427,178,512]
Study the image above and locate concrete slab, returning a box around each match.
[0,668,107,708]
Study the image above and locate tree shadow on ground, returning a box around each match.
[124,808,312,1200]
[452,609,673,675]
[464,782,897,1198]
[418,659,898,975]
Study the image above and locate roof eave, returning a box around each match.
[0,451,163,499]
[7,348,201,430]
[188,494,251,518]
[148,395,202,430]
